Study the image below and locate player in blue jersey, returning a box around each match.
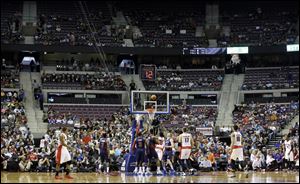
[163,132,175,173]
[99,132,110,174]
[132,131,146,175]
[145,129,163,175]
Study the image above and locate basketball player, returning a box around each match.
[229,125,247,178]
[132,131,146,175]
[99,132,110,174]
[151,118,160,136]
[155,132,165,173]
[163,132,175,173]
[283,135,294,171]
[146,129,163,175]
[177,127,193,175]
[147,95,158,135]
[55,127,73,179]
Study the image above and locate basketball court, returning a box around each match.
[1,171,299,183]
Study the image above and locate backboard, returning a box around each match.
[130,90,170,114]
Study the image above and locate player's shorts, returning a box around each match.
[100,152,109,163]
[284,150,294,161]
[155,148,163,161]
[147,149,158,160]
[135,149,145,163]
[56,145,71,164]
[230,148,244,161]
[163,150,173,161]
[179,147,191,160]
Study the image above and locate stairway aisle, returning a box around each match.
[121,74,145,91]
[30,72,48,137]
[267,114,299,149]
[121,74,146,103]
[216,74,244,126]
[282,114,299,135]
[20,72,38,132]
[216,74,233,126]
[20,72,47,137]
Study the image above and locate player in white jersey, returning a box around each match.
[229,125,247,178]
[155,132,165,162]
[283,135,294,170]
[55,127,73,179]
[177,127,194,174]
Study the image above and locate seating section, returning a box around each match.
[41,73,126,90]
[88,97,121,104]
[232,101,299,149]
[49,97,87,104]
[1,68,20,88]
[244,96,299,104]
[160,106,218,133]
[218,2,298,47]
[1,1,298,48]
[45,104,218,135]
[55,57,117,72]
[35,1,124,46]
[49,95,122,104]
[118,2,208,48]
[170,98,216,105]
[242,67,299,90]
[45,105,126,121]
[1,89,27,129]
[1,0,24,44]
[2,1,298,48]
[143,69,224,91]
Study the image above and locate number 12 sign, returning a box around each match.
[140,64,156,81]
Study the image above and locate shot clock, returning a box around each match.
[139,64,157,81]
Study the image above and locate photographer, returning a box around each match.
[19,157,33,172]
[36,155,50,172]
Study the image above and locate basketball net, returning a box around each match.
[146,108,156,123]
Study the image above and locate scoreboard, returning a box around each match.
[140,64,156,81]
[182,47,226,55]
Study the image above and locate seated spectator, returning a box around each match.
[19,157,33,172]
[36,155,50,172]
[207,151,217,171]
[266,81,273,89]
[273,149,284,171]
[28,150,38,171]
[199,155,212,171]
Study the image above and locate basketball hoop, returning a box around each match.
[146,108,156,122]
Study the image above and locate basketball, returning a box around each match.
[150,95,157,101]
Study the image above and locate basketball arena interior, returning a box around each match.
[1,0,299,183]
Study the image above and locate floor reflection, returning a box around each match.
[1,171,298,183]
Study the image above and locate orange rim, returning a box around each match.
[146,108,155,113]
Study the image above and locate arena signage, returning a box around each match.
[196,127,213,136]
[1,43,297,55]
[226,47,249,54]
[286,44,299,52]
[182,47,226,55]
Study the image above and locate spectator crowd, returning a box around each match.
[242,66,299,90]
[41,72,126,90]
[2,96,299,173]
[144,69,224,91]
[1,68,20,89]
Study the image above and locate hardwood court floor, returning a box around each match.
[1,171,299,183]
